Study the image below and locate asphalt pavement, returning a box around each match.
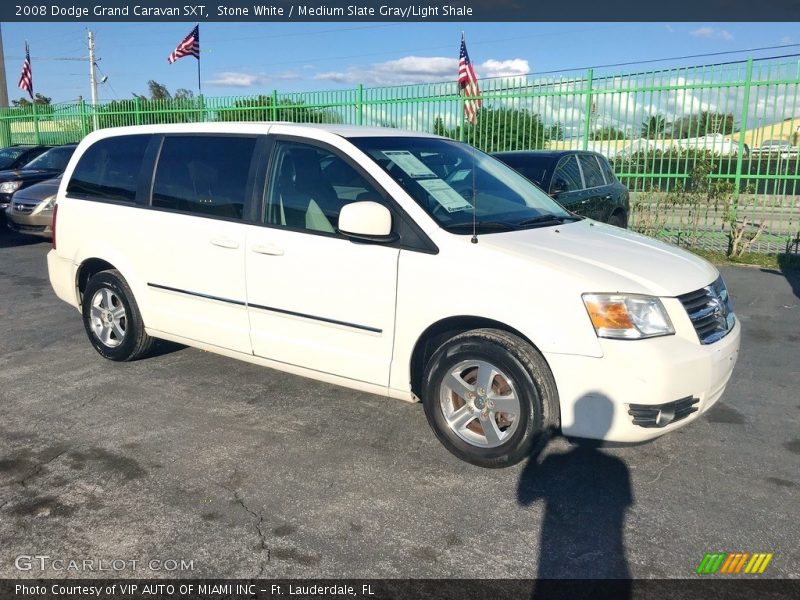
[0,230,798,579]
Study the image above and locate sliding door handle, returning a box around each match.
[251,243,284,256]
[210,237,240,249]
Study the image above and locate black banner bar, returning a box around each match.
[2,1,799,22]
[3,579,800,600]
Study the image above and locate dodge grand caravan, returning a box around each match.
[47,123,740,467]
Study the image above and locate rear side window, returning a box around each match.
[152,135,256,219]
[578,154,606,188]
[551,155,583,193]
[598,155,616,183]
[67,136,150,203]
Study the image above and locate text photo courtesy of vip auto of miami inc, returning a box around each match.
[0,1,798,599]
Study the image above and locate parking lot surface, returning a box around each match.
[0,231,798,579]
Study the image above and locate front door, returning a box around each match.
[245,139,400,386]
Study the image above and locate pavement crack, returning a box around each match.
[218,482,270,576]
[17,449,67,488]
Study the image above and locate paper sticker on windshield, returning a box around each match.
[448,169,471,182]
[382,150,437,178]
[418,179,473,213]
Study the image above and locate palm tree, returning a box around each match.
[641,115,668,139]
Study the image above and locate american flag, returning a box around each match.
[18,43,33,99]
[167,25,200,64]
[458,34,481,124]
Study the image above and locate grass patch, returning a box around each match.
[687,248,800,272]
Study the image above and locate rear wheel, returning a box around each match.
[82,270,154,361]
[421,328,559,468]
[608,210,627,228]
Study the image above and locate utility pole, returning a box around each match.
[0,24,9,108]
[87,29,98,130]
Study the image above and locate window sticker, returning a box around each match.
[447,169,471,182]
[418,178,473,212]
[382,150,437,178]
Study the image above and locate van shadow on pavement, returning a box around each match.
[517,394,633,598]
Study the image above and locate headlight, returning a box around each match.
[40,196,56,211]
[0,181,23,194]
[582,293,674,339]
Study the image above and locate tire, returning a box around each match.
[421,328,559,468]
[82,269,154,361]
[608,210,627,228]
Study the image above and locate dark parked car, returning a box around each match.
[0,145,52,171]
[494,150,630,227]
[0,144,77,222]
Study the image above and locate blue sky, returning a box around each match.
[1,22,797,103]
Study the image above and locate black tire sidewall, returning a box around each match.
[82,272,142,361]
[422,335,545,467]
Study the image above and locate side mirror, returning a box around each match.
[550,178,569,196]
[338,201,395,242]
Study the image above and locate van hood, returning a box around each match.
[477,219,718,297]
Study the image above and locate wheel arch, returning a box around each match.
[76,257,117,305]
[409,315,543,400]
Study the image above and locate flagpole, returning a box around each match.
[26,42,41,144]
[196,24,202,97]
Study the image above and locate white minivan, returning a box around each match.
[47,123,740,467]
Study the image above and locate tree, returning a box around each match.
[590,126,627,141]
[216,96,342,124]
[12,93,52,107]
[147,80,171,100]
[641,115,668,139]
[669,111,735,138]
[463,107,549,152]
[547,123,565,141]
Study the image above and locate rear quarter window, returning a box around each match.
[67,135,151,203]
[578,154,606,188]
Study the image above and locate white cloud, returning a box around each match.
[690,27,734,41]
[781,36,794,44]
[315,55,530,86]
[206,71,298,88]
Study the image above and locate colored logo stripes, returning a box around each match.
[696,552,774,574]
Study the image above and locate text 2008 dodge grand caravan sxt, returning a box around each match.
[47,123,740,467]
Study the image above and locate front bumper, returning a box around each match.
[546,318,741,443]
[5,207,53,237]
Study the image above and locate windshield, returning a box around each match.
[24,146,75,171]
[0,147,27,170]
[349,136,572,233]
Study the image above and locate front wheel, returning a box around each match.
[421,329,559,468]
[82,269,154,361]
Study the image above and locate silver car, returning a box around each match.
[5,176,60,238]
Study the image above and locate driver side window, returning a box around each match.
[264,141,386,235]
[550,155,583,194]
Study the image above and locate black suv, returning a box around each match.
[0,144,77,219]
[493,150,630,228]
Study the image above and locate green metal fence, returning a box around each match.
[1,55,798,252]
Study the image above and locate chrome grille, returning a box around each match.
[678,277,735,345]
[11,200,38,215]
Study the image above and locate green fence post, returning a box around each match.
[582,68,593,151]
[0,110,12,147]
[134,96,142,126]
[356,83,363,126]
[78,99,88,136]
[271,89,278,121]
[459,100,466,142]
[32,102,41,144]
[733,58,753,209]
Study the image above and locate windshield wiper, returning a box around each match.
[516,214,583,228]
[443,221,519,233]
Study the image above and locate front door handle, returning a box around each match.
[251,243,284,256]
[210,237,240,249]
